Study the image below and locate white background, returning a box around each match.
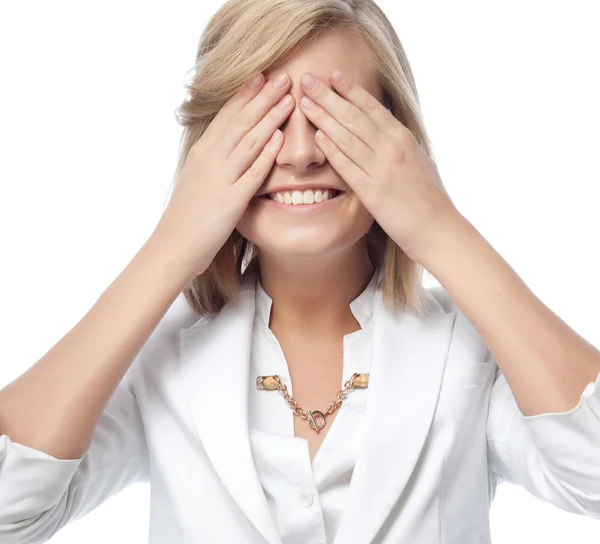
[1,1,599,542]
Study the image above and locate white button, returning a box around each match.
[300,492,313,507]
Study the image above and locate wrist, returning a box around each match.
[407,212,475,266]
[142,231,204,288]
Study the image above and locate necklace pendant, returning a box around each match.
[308,410,327,432]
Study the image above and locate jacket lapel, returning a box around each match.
[179,264,280,544]
[333,286,457,544]
[180,262,456,544]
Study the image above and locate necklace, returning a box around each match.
[256,373,369,433]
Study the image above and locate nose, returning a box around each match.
[274,99,326,173]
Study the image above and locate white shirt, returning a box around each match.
[2,261,600,543]
[249,268,379,544]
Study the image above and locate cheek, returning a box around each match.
[348,197,376,238]
[235,200,260,241]
[345,192,374,224]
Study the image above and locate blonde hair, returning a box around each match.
[169,0,436,318]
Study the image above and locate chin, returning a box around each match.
[257,243,346,261]
[236,218,375,262]
[241,229,345,258]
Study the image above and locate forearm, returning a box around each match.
[416,215,600,416]
[0,234,196,459]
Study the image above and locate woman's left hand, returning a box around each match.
[298,69,466,262]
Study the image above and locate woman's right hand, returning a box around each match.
[152,71,294,277]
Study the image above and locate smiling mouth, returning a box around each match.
[259,190,345,200]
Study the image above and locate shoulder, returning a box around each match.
[426,284,455,314]
[128,293,205,378]
[424,285,489,356]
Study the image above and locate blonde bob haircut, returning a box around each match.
[169,0,437,319]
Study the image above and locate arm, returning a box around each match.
[415,215,600,417]
[0,231,195,460]
[0,230,197,541]
[418,215,600,516]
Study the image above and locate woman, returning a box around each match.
[1,0,599,542]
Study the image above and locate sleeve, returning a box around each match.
[486,348,600,519]
[0,370,149,543]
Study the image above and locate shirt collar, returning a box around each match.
[254,266,380,331]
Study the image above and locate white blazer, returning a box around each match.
[1,263,599,543]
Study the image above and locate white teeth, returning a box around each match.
[269,188,337,205]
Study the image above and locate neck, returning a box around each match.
[256,242,375,338]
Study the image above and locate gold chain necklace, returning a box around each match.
[256,373,369,433]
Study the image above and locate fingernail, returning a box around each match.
[300,96,315,110]
[269,130,282,147]
[277,94,292,108]
[250,73,264,89]
[273,72,289,88]
[301,74,317,90]
[331,69,345,84]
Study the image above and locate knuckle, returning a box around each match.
[232,110,252,131]
[244,132,260,152]
[339,130,355,148]
[247,164,264,181]
[397,124,414,145]
[363,97,379,116]
[390,141,406,162]
[343,103,361,124]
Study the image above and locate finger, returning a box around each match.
[234,129,284,200]
[226,92,294,180]
[314,130,367,191]
[328,69,400,136]
[221,72,292,159]
[300,72,381,151]
[202,72,266,147]
[300,96,377,177]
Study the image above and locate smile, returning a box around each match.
[256,190,347,213]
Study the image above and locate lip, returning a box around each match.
[255,191,347,213]
[256,185,344,197]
